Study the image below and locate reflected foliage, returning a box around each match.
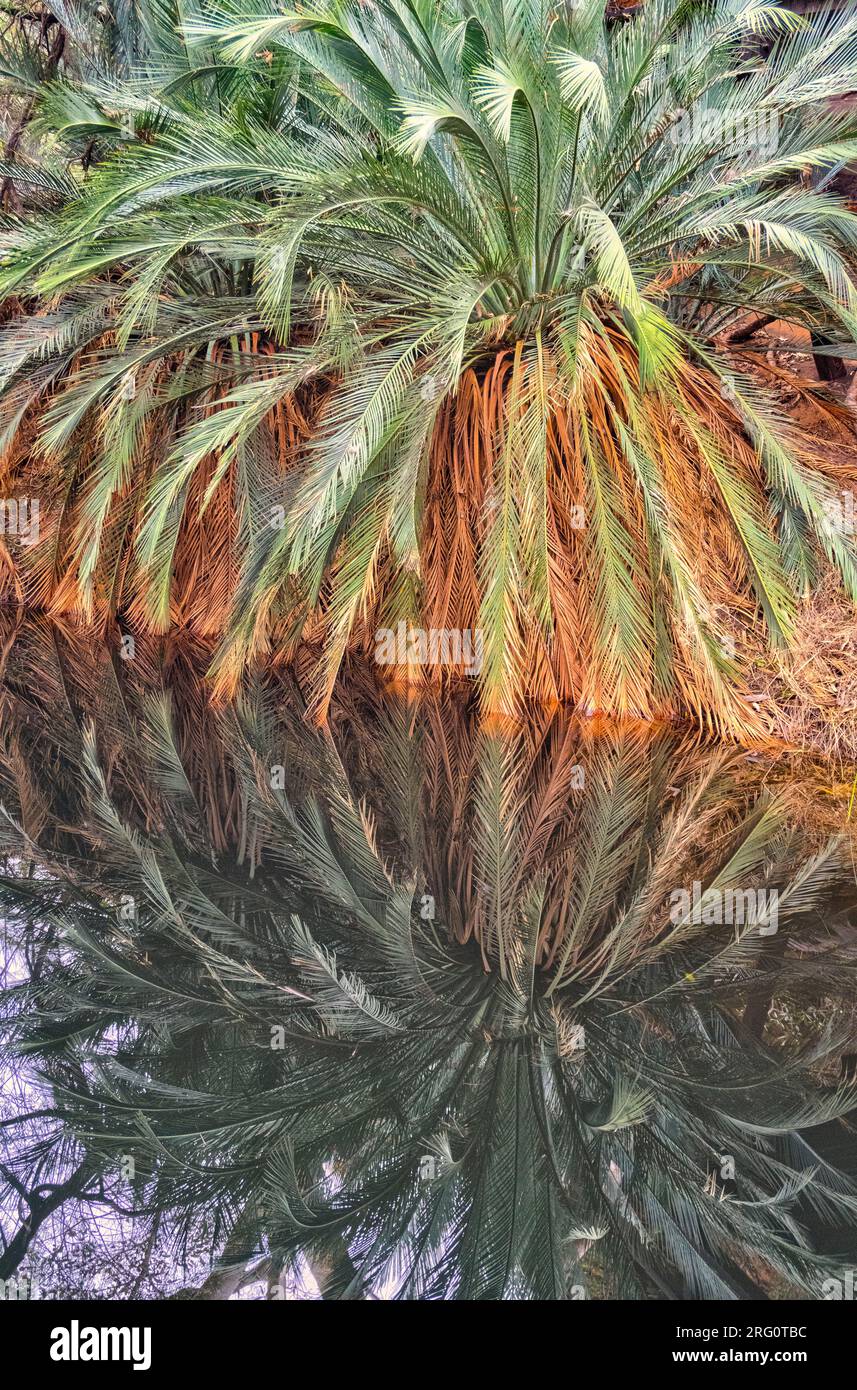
[1,624,857,1298]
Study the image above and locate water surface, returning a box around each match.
[1,623,856,1300]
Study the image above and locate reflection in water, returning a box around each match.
[1,623,857,1300]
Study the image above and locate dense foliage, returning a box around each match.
[0,2,856,726]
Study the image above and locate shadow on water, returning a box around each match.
[1,620,857,1299]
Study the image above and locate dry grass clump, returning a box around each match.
[692,353,857,767]
[754,573,857,767]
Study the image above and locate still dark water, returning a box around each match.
[1,622,856,1300]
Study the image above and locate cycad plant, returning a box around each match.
[2,637,857,1298]
[1,0,857,727]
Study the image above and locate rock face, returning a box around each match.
[784,0,851,12]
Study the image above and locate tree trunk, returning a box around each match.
[0,1161,92,1281]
